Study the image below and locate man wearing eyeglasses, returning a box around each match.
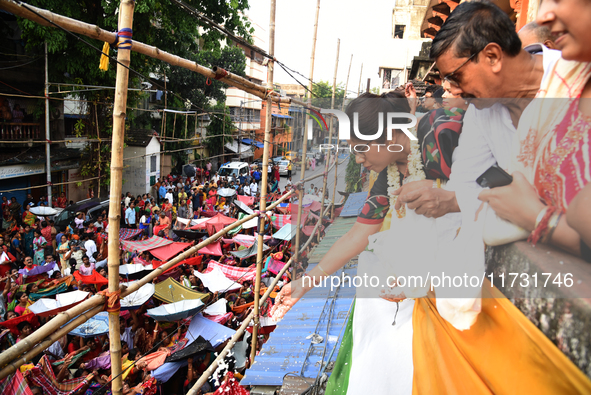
[395,0,560,221]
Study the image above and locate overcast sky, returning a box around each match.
[247,0,395,96]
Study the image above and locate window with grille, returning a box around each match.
[150,155,157,172]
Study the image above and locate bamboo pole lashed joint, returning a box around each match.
[0,305,105,380]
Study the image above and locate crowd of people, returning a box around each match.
[0,153,334,394]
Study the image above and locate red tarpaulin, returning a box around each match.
[191,213,237,235]
[236,195,255,206]
[152,255,203,272]
[73,270,108,286]
[198,242,223,256]
[302,224,324,236]
[150,242,192,261]
[0,313,39,334]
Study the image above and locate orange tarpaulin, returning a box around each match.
[412,282,591,395]
[150,242,192,261]
[231,301,254,314]
[73,270,108,286]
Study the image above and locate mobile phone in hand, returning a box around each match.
[476,165,513,188]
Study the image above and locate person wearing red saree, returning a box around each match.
[56,192,67,209]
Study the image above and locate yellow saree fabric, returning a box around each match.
[412,281,591,394]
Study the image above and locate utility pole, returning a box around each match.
[44,42,52,207]
[107,1,135,394]
[331,53,352,219]
[321,38,339,213]
[251,0,276,364]
[295,0,321,262]
[357,63,363,97]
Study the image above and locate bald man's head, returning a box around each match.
[518,22,556,49]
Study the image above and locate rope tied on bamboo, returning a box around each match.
[99,28,133,71]
[98,289,121,313]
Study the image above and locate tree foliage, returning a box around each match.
[345,156,362,193]
[15,0,252,190]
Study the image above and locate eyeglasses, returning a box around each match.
[442,50,480,88]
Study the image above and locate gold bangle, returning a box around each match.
[534,206,550,230]
[317,265,330,277]
[543,212,562,244]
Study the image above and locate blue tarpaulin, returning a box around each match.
[273,224,296,241]
[241,138,265,149]
[68,312,109,338]
[272,113,293,119]
[339,191,368,217]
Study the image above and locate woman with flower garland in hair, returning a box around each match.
[271,91,463,394]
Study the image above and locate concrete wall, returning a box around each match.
[144,137,161,193]
[486,242,591,377]
[123,146,147,198]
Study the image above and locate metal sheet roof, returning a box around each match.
[272,113,293,119]
[241,217,358,387]
[339,191,368,217]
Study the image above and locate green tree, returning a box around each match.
[205,105,235,158]
[310,80,346,109]
[14,0,252,189]
[345,156,362,193]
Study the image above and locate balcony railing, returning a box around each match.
[0,123,42,140]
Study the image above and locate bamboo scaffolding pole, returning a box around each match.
[294,0,321,263]
[0,294,105,374]
[44,41,52,207]
[0,304,104,379]
[106,1,135,394]
[357,63,363,96]
[250,0,276,364]
[321,38,339,213]
[332,54,352,219]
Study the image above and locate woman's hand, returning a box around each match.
[405,82,418,114]
[270,278,310,320]
[393,180,433,210]
[478,172,545,231]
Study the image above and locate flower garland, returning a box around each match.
[387,139,426,218]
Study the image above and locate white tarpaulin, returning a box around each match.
[194,266,241,293]
[204,298,228,316]
[176,217,209,227]
[121,282,155,310]
[29,290,89,317]
[224,141,253,157]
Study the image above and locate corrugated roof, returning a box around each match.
[241,216,358,387]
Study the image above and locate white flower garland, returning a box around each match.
[387,139,425,218]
